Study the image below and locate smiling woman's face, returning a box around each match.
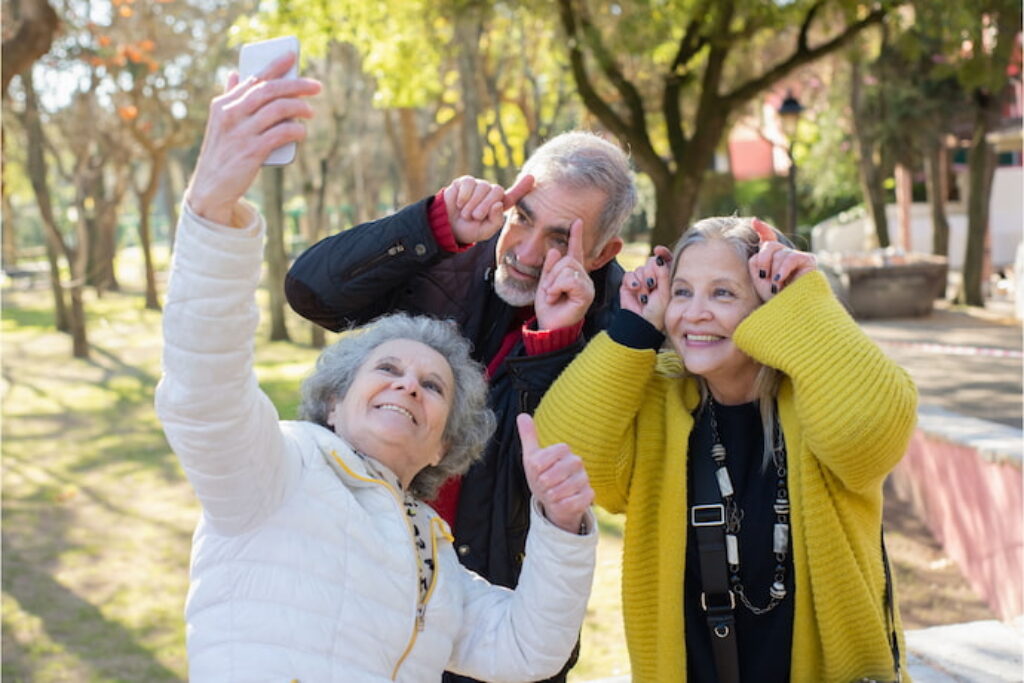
[664,239,763,404]
[327,338,454,486]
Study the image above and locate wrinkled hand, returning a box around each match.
[748,219,817,301]
[535,219,594,331]
[443,174,534,245]
[620,245,673,331]
[517,413,594,535]
[185,53,321,225]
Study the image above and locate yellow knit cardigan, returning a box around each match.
[535,271,918,682]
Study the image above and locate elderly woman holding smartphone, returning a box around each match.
[156,53,597,681]
[534,216,918,682]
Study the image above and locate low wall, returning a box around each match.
[889,405,1023,622]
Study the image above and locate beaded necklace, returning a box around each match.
[706,397,791,614]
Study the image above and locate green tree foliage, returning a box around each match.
[557,0,894,248]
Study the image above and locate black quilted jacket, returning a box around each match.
[285,195,622,679]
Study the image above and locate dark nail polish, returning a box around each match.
[646,277,655,288]
[633,280,640,288]
[771,284,778,294]
[759,270,767,279]
[656,256,665,267]
[773,273,781,282]
[639,294,648,304]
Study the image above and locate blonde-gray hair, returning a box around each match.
[298,314,496,499]
[671,216,796,466]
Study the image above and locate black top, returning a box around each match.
[608,309,795,681]
[685,399,794,683]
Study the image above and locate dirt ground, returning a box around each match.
[882,479,997,629]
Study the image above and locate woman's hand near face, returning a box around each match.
[748,218,817,301]
[185,53,322,225]
[619,245,673,331]
[517,414,594,534]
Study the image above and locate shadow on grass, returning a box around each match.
[4,454,192,542]
[0,300,59,331]
[2,539,184,682]
[88,343,161,395]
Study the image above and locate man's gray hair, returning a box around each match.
[298,314,496,500]
[520,130,637,251]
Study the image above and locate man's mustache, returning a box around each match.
[501,251,542,278]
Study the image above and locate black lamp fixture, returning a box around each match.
[777,90,803,236]
[777,90,804,138]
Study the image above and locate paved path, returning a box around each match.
[858,301,1022,430]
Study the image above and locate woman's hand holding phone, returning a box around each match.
[185,38,321,226]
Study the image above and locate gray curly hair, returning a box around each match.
[519,130,637,251]
[298,314,496,500]
[671,216,796,468]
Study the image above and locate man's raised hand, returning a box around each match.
[535,218,595,331]
[443,174,535,245]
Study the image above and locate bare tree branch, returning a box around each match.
[723,5,887,109]
[556,0,666,178]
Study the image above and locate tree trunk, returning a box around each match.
[2,190,17,268]
[455,10,485,178]
[956,99,998,307]
[651,171,700,250]
[43,231,68,331]
[87,214,117,293]
[894,163,913,251]
[850,60,890,249]
[1,0,59,96]
[309,157,331,349]
[398,108,429,202]
[161,154,181,249]
[21,71,88,357]
[137,149,165,310]
[923,138,950,258]
[262,167,291,342]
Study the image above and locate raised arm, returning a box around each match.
[285,175,534,332]
[735,271,917,493]
[445,416,597,681]
[155,55,321,534]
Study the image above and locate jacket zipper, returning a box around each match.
[327,452,439,681]
[390,515,447,680]
[348,242,406,279]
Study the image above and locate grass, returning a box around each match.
[1,271,632,681]
[0,277,325,682]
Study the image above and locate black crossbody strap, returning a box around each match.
[881,530,902,683]
[692,439,740,683]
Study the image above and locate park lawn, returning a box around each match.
[1,275,632,681]
[1,281,322,682]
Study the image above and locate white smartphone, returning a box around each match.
[238,36,300,166]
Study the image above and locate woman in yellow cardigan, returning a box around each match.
[535,216,917,682]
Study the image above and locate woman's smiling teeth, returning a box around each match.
[686,333,724,342]
[377,403,415,423]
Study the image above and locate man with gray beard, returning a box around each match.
[285,131,636,682]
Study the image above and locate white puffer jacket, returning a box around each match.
[155,203,597,682]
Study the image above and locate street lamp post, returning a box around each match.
[777,90,803,237]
